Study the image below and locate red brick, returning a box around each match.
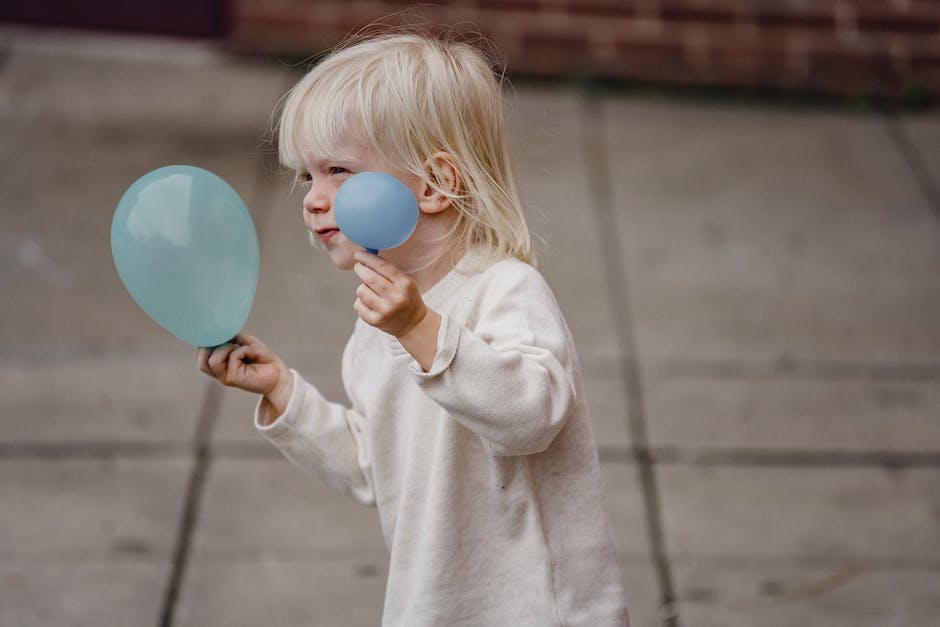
[232,8,315,36]
[612,35,693,82]
[808,44,903,93]
[521,29,592,49]
[857,7,940,35]
[911,47,940,71]
[562,1,637,19]
[659,0,736,24]
[709,40,791,85]
[476,0,544,11]
[755,7,837,30]
[226,0,940,96]
[516,29,594,74]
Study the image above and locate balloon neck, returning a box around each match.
[365,248,379,255]
[205,337,237,350]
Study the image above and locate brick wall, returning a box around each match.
[230,1,940,99]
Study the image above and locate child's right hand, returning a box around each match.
[197,334,292,414]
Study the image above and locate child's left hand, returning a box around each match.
[352,251,429,338]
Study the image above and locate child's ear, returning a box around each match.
[417,152,461,215]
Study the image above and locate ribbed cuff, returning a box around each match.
[409,313,460,381]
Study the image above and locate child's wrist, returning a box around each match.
[264,368,293,417]
[395,306,429,340]
[397,309,441,372]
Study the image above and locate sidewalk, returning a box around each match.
[1,28,938,627]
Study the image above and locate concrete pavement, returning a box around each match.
[1,27,939,627]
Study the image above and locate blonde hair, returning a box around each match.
[276,31,533,266]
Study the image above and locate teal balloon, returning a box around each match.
[111,165,259,347]
[334,172,419,254]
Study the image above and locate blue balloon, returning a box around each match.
[111,165,259,348]
[333,172,419,254]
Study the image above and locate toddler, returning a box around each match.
[198,31,629,626]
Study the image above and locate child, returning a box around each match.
[198,32,629,626]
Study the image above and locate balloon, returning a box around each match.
[333,171,419,254]
[111,165,259,348]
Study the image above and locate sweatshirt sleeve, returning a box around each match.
[409,267,577,457]
[254,369,375,506]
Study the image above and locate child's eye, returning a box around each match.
[297,171,313,184]
[328,166,350,176]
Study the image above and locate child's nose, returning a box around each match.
[303,182,330,214]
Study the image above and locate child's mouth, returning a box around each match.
[317,228,340,243]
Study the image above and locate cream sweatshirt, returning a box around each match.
[255,250,629,626]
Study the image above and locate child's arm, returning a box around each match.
[197,335,375,504]
[352,254,576,457]
[413,304,576,457]
[351,252,440,371]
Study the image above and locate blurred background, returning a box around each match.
[1,2,939,626]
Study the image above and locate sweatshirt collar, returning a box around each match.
[421,248,484,310]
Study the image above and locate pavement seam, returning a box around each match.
[580,95,680,627]
[597,445,940,468]
[638,357,940,382]
[6,442,940,468]
[0,441,192,459]
[883,115,940,224]
[0,46,10,76]
[157,381,221,627]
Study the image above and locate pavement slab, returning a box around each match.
[177,457,388,624]
[175,557,388,627]
[659,465,940,562]
[0,458,189,558]
[673,564,940,627]
[619,557,664,627]
[902,112,940,188]
[1,560,170,627]
[191,457,386,558]
[602,461,654,558]
[600,98,940,366]
[0,458,190,625]
[661,464,940,624]
[1,357,206,444]
[583,369,633,450]
[212,385,269,443]
[602,462,664,626]
[645,375,940,452]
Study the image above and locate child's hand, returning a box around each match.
[352,251,430,338]
[196,334,292,412]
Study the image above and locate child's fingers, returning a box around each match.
[229,335,264,360]
[196,347,212,375]
[230,344,250,364]
[233,333,258,347]
[355,283,384,311]
[354,251,398,282]
[354,297,380,326]
[207,343,238,380]
[353,261,392,294]
[230,341,266,365]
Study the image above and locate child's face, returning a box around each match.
[299,139,421,271]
